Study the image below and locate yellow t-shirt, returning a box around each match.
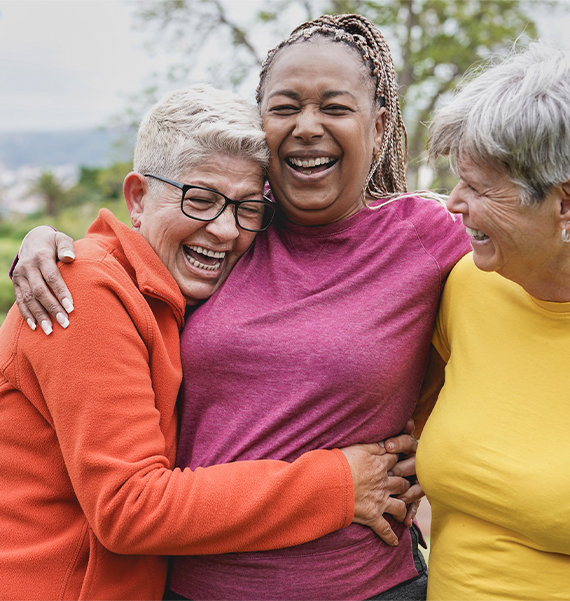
[417,254,570,600]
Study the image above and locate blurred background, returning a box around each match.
[1,0,569,324]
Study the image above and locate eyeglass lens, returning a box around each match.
[183,188,272,231]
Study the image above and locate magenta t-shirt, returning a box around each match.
[170,196,469,600]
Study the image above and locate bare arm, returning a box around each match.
[11,226,76,334]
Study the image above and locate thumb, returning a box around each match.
[55,233,76,263]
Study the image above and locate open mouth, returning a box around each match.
[183,244,226,271]
[465,226,489,241]
[286,156,337,175]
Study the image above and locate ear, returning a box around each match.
[372,106,386,155]
[123,172,147,230]
[560,178,570,219]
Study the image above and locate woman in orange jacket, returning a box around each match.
[0,84,416,600]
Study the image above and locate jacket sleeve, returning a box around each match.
[15,257,353,556]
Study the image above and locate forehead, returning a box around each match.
[264,38,374,97]
[182,153,262,179]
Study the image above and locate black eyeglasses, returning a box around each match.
[144,173,275,232]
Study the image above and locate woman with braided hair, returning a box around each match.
[12,14,469,600]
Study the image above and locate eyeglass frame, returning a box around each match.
[143,173,275,232]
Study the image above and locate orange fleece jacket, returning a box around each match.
[0,209,353,600]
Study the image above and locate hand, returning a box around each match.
[12,226,76,335]
[384,419,424,527]
[340,442,410,546]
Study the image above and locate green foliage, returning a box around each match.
[0,163,131,326]
[30,171,71,218]
[0,237,19,324]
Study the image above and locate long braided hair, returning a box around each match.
[256,13,408,197]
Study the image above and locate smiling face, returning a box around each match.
[259,39,385,226]
[126,153,264,305]
[448,155,568,292]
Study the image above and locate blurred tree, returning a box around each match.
[29,171,70,218]
[135,0,560,191]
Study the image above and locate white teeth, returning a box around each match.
[465,226,489,240]
[186,256,221,271]
[188,245,226,259]
[289,156,334,168]
[184,245,225,271]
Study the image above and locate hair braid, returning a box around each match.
[256,13,408,196]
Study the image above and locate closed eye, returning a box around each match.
[269,104,299,115]
[322,104,352,114]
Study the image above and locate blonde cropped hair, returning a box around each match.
[134,84,268,181]
[256,13,408,196]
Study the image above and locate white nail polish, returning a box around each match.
[40,321,53,335]
[27,319,37,331]
[61,250,75,260]
[62,298,74,313]
[56,313,69,329]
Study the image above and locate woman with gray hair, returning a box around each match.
[417,43,570,599]
[0,83,416,600]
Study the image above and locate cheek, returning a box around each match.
[261,115,279,147]
[231,232,257,264]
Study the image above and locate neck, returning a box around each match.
[515,260,570,302]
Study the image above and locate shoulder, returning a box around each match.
[381,194,471,276]
[389,194,466,241]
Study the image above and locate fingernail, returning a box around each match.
[61,250,75,260]
[27,319,36,331]
[56,312,69,329]
[40,320,53,335]
[386,442,395,452]
[62,297,74,313]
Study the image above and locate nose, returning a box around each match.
[293,106,324,140]
[447,182,468,215]
[204,204,240,240]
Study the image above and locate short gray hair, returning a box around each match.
[429,43,570,205]
[134,84,268,180]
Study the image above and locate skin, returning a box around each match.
[125,154,261,306]
[449,155,570,301]
[260,39,385,226]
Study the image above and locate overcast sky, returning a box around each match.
[0,0,569,133]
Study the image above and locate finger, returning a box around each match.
[383,496,407,523]
[397,481,424,505]
[368,515,399,546]
[21,273,68,333]
[13,273,55,333]
[404,501,420,528]
[13,281,38,331]
[40,259,74,314]
[18,290,54,335]
[355,441,388,456]
[55,233,76,264]
[23,260,73,321]
[403,419,416,435]
[386,475,411,497]
[384,433,417,454]
[389,456,416,478]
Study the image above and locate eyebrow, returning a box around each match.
[267,89,357,101]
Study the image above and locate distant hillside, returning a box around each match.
[0,128,133,169]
